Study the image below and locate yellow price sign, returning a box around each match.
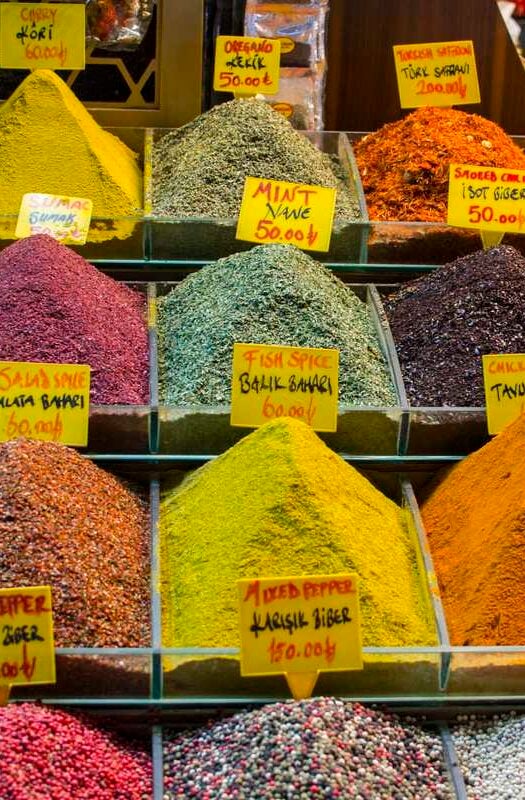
[238,574,363,699]
[393,40,480,108]
[0,3,86,70]
[0,586,55,688]
[16,193,93,246]
[448,164,525,245]
[482,354,525,435]
[213,35,281,95]
[231,343,338,432]
[0,361,90,446]
[236,177,336,253]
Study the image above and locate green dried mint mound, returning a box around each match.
[151,97,360,221]
[157,244,396,407]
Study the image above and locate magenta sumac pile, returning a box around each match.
[0,235,149,404]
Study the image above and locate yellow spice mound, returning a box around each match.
[0,70,142,217]
[161,418,437,649]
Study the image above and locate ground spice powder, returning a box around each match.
[0,438,150,647]
[384,245,525,406]
[0,235,149,405]
[152,97,359,221]
[161,418,436,648]
[421,412,525,645]
[0,704,152,799]
[158,244,395,407]
[0,69,142,218]
[354,107,525,221]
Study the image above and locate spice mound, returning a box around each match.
[453,713,525,799]
[0,69,142,217]
[0,704,152,800]
[158,243,395,406]
[384,245,525,406]
[421,412,525,645]
[161,418,436,648]
[151,97,360,221]
[354,106,525,221]
[0,438,150,647]
[163,698,452,800]
[0,235,149,404]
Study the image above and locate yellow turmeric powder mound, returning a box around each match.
[0,70,142,218]
[160,418,436,648]
[421,413,525,646]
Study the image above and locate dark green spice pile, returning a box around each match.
[0,438,150,647]
[384,245,525,406]
[157,244,396,406]
[151,97,360,221]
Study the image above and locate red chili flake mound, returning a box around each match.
[0,703,152,800]
[354,107,525,221]
[0,235,149,404]
[0,438,150,647]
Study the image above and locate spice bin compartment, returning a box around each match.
[350,133,525,265]
[155,283,406,456]
[0,128,146,263]
[144,131,369,263]
[159,477,446,702]
[10,477,160,702]
[410,480,525,700]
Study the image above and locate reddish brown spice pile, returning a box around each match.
[354,107,525,221]
[0,235,149,404]
[0,439,150,647]
[0,703,152,799]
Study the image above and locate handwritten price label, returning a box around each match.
[214,35,281,95]
[231,343,338,432]
[0,3,85,70]
[0,362,90,447]
[236,177,336,253]
[238,574,362,699]
[448,164,525,238]
[393,40,480,108]
[16,193,93,246]
[482,354,525,434]
[0,587,55,687]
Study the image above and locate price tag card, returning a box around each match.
[231,343,338,432]
[0,362,90,446]
[16,193,93,246]
[214,35,281,95]
[236,177,336,253]
[238,574,362,699]
[448,164,525,238]
[0,586,55,687]
[393,40,480,107]
[0,3,86,70]
[482,354,525,434]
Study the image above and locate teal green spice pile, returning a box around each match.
[160,418,437,648]
[157,244,396,406]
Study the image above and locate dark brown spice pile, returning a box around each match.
[0,235,149,404]
[0,438,150,647]
[384,245,525,406]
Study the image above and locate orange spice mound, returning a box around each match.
[421,412,525,646]
[354,107,525,222]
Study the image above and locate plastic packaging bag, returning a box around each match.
[86,0,154,50]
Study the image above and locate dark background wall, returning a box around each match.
[325,0,525,133]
